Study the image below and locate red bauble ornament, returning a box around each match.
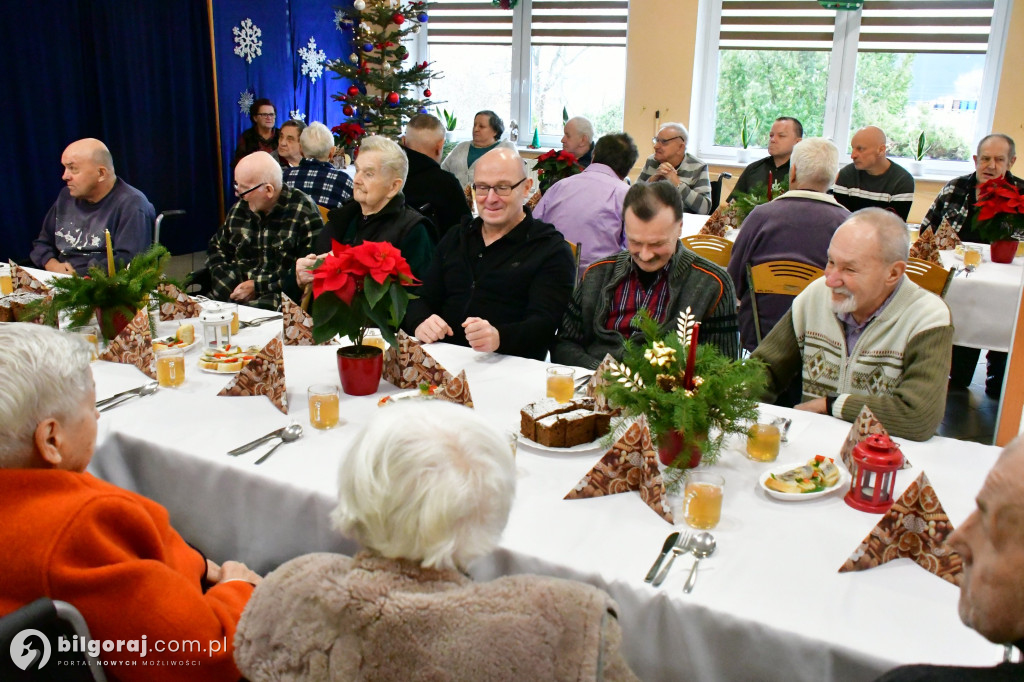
[343,104,354,116]
[386,92,400,105]
[423,89,432,97]
[393,13,405,24]
[338,94,347,102]
[347,85,359,97]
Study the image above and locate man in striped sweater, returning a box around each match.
[752,207,953,441]
[551,181,739,369]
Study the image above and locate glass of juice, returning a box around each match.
[546,366,575,403]
[362,328,386,351]
[219,303,239,335]
[683,471,725,530]
[746,422,781,462]
[0,263,12,295]
[155,347,185,388]
[907,225,920,243]
[964,245,982,271]
[308,384,340,430]
[68,324,101,361]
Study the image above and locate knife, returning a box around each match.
[227,427,286,456]
[644,532,679,583]
[96,383,151,408]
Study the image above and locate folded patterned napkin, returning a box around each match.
[383,330,454,389]
[97,308,156,379]
[839,405,911,471]
[218,335,288,414]
[699,204,740,236]
[584,354,616,413]
[839,471,963,585]
[564,415,673,523]
[935,217,962,251]
[280,294,326,346]
[156,282,202,321]
[10,261,50,294]
[908,227,940,263]
[436,369,474,408]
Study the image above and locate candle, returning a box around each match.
[105,229,115,276]
[682,322,700,390]
[766,171,773,202]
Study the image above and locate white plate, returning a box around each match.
[155,337,200,353]
[758,460,848,501]
[518,434,607,454]
[199,364,242,375]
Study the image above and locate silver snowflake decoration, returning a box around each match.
[298,36,327,83]
[335,9,355,31]
[289,109,306,122]
[233,18,263,64]
[238,90,254,115]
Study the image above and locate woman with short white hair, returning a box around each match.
[235,401,639,681]
[291,135,435,300]
[0,323,260,679]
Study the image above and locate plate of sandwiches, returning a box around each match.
[519,397,616,453]
[153,323,200,353]
[197,344,261,374]
[759,456,847,501]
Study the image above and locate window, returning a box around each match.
[425,0,629,145]
[693,0,1011,171]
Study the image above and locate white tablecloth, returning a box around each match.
[84,318,1007,682]
[940,247,1024,352]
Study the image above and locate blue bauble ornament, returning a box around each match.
[362,42,374,52]
[418,13,428,22]
[418,107,428,114]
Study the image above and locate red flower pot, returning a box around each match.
[336,345,384,396]
[95,307,136,341]
[990,239,1018,264]
[657,430,704,468]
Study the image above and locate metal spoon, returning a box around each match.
[254,424,303,464]
[98,383,159,412]
[682,532,717,594]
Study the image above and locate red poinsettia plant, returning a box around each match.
[534,149,583,194]
[310,240,418,346]
[331,121,366,148]
[974,177,1024,242]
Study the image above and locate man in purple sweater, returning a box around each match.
[727,137,849,352]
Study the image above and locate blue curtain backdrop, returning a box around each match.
[1,1,221,262]
[212,0,353,193]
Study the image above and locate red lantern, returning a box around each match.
[386,92,400,105]
[845,434,904,513]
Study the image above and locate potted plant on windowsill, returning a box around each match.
[909,131,929,177]
[310,240,419,395]
[24,244,173,340]
[598,308,765,471]
[737,113,757,164]
[973,177,1024,263]
[437,107,457,142]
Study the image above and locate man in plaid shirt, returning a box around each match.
[552,182,739,369]
[208,151,322,310]
[282,122,354,209]
[636,122,712,215]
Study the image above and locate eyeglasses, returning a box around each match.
[472,177,528,197]
[234,182,267,198]
[255,112,276,118]
[652,136,684,145]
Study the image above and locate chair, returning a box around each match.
[0,598,106,681]
[681,234,732,268]
[317,204,330,223]
[746,260,824,344]
[905,257,955,297]
[709,172,733,213]
[153,209,186,245]
[566,240,582,282]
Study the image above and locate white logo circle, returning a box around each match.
[9,629,51,671]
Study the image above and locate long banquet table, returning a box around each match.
[81,306,1009,682]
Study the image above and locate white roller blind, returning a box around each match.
[427,0,514,45]
[530,1,629,46]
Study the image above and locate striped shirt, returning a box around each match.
[637,153,712,214]
[833,161,915,221]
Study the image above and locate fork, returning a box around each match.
[238,315,282,329]
[652,531,691,587]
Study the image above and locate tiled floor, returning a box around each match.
[939,356,1000,444]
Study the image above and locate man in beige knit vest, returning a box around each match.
[752,207,953,440]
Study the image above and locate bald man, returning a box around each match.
[207,151,321,310]
[403,148,575,360]
[401,114,471,238]
[30,138,155,275]
[561,116,595,167]
[833,126,915,220]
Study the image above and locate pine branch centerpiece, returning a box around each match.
[310,240,419,346]
[599,308,766,469]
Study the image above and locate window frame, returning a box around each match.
[689,0,1013,178]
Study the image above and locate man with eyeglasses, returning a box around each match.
[403,148,575,360]
[207,151,322,310]
[636,123,712,214]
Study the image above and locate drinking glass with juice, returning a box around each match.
[308,384,340,430]
[746,423,781,462]
[683,471,724,530]
[0,264,12,295]
[156,347,185,388]
[546,366,575,403]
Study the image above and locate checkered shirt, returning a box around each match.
[283,159,353,209]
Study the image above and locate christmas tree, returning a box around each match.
[330,0,437,145]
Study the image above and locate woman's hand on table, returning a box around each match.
[415,315,454,343]
[295,253,324,287]
[463,317,500,353]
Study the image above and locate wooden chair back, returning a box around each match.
[745,260,824,344]
[681,234,732,267]
[566,240,582,282]
[905,257,955,297]
[317,204,330,223]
